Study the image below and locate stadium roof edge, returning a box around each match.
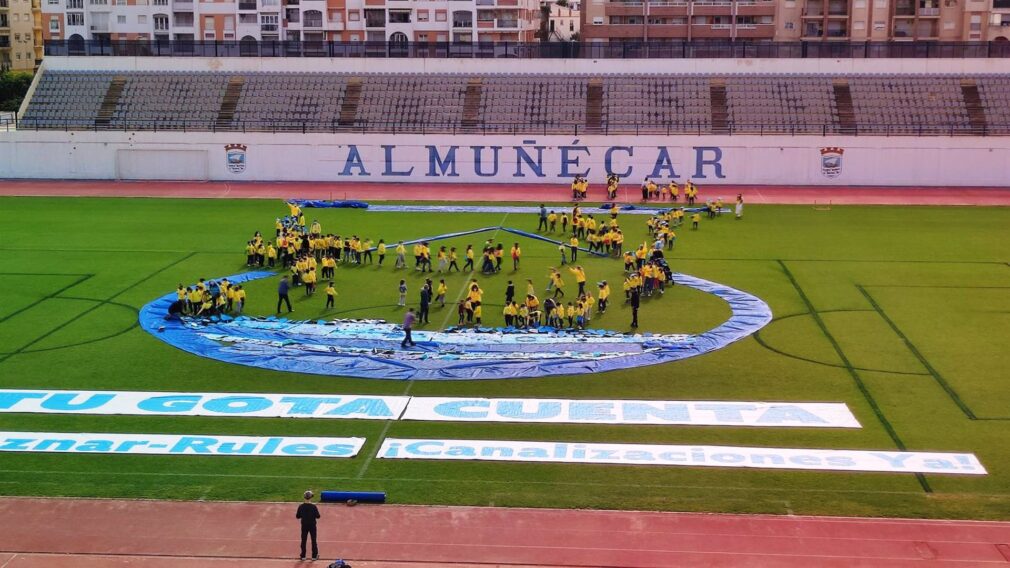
[41,55,1010,76]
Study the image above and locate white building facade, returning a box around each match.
[39,0,540,45]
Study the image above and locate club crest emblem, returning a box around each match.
[820,147,843,179]
[225,144,248,174]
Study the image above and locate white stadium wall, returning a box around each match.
[1,130,1009,186]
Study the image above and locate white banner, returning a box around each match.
[0,390,860,428]
[377,439,986,475]
[401,398,860,428]
[0,390,409,420]
[0,432,365,458]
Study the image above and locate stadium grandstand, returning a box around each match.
[8,40,1010,136]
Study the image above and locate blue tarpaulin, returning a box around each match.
[139,270,772,381]
[288,200,369,209]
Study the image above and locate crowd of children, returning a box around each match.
[175,278,246,317]
[221,186,742,333]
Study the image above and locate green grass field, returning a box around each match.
[1,196,1009,520]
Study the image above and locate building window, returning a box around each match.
[154,14,169,30]
[117,15,126,23]
[417,9,429,21]
[153,0,168,5]
[417,32,427,40]
[349,11,359,21]
[435,10,446,21]
[203,15,213,28]
[49,16,59,30]
[67,12,84,25]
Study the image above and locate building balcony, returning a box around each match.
[89,23,109,32]
[261,23,279,30]
[304,16,322,26]
[692,2,734,15]
[238,1,257,9]
[173,0,193,9]
[587,23,643,37]
[645,22,688,36]
[919,6,940,15]
[996,0,1010,9]
[649,3,690,16]
[691,22,733,36]
[734,22,776,37]
[735,2,775,16]
[453,19,473,27]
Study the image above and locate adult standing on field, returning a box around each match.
[630,289,640,328]
[296,490,321,561]
[401,308,417,348]
[538,204,548,231]
[277,276,293,313]
[419,281,432,324]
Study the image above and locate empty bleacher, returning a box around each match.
[724,76,838,134]
[356,74,468,130]
[18,70,1010,136]
[480,76,588,133]
[848,76,971,135]
[975,76,1010,135]
[602,76,711,133]
[232,73,348,131]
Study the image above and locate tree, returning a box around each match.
[0,71,33,112]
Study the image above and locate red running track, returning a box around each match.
[2,179,1010,205]
[1,497,1010,567]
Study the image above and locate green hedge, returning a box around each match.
[0,70,34,112]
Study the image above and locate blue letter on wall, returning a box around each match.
[340,145,371,177]
[604,146,634,177]
[693,146,725,179]
[471,146,502,177]
[513,143,546,178]
[427,146,459,177]
[382,145,414,177]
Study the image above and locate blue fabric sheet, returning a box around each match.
[288,200,369,209]
[139,270,772,381]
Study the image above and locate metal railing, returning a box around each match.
[43,39,1010,59]
[6,116,1008,136]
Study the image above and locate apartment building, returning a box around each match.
[1,0,38,69]
[582,0,1010,43]
[548,0,580,39]
[38,0,539,45]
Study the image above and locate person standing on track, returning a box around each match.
[296,490,321,561]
